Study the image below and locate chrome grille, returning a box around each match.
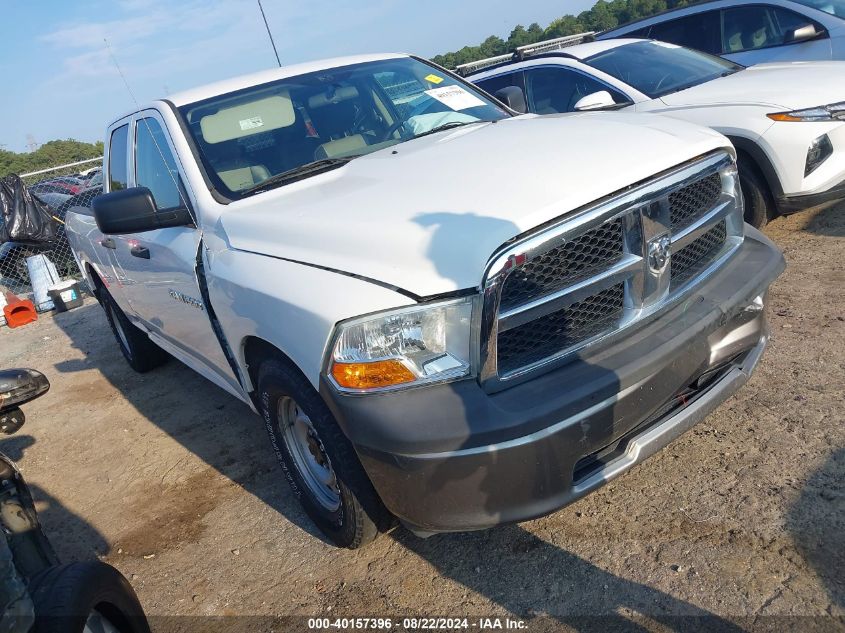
[498,284,625,373]
[499,219,624,310]
[669,172,722,232]
[670,221,727,289]
[481,152,744,391]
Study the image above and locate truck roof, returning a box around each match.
[106,53,410,125]
[167,53,407,107]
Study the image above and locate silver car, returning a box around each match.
[599,0,845,65]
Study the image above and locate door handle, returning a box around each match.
[99,238,116,249]
[130,245,151,259]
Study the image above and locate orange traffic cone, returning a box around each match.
[3,292,37,328]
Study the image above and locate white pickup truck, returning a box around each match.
[66,53,785,548]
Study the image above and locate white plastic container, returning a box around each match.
[26,254,60,311]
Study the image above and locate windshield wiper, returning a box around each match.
[241,157,354,195]
[412,121,482,140]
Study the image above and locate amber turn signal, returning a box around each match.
[331,360,416,390]
[766,113,802,122]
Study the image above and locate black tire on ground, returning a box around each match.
[257,357,392,548]
[96,282,168,373]
[29,561,151,633]
[737,156,774,229]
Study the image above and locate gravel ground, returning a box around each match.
[0,205,842,632]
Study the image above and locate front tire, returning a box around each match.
[257,357,391,548]
[96,284,168,373]
[737,156,773,229]
[29,562,151,633]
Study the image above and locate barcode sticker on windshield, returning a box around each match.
[425,86,485,111]
[239,116,264,131]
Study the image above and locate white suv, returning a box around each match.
[599,0,845,66]
[468,38,845,226]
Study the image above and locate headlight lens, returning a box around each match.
[327,297,476,392]
[768,101,845,122]
[806,134,834,176]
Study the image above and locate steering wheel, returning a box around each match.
[380,120,406,142]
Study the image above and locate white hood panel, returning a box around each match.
[661,62,845,111]
[221,113,729,297]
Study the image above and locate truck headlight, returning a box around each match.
[805,134,833,176]
[768,101,845,122]
[327,297,477,392]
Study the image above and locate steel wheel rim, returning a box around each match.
[279,396,341,512]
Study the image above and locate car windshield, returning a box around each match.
[791,0,845,18]
[584,41,742,99]
[179,57,509,199]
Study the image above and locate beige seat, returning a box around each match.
[217,164,271,191]
[315,135,368,160]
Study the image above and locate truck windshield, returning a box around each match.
[178,57,509,199]
[584,41,742,99]
[790,0,845,18]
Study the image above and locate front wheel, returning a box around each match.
[29,562,151,633]
[257,357,392,548]
[737,157,773,229]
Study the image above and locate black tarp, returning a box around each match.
[0,174,57,245]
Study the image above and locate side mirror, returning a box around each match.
[574,91,618,112]
[785,23,821,44]
[93,187,193,235]
[494,86,527,114]
[0,369,50,434]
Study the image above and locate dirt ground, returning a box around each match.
[1,204,842,632]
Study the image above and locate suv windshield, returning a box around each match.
[179,57,509,199]
[584,41,742,99]
[791,0,845,18]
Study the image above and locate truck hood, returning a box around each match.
[660,62,845,111]
[221,113,729,297]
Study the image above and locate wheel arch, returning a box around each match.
[242,336,311,395]
[726,135,783,198]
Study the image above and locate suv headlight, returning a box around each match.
[768,101,845,122]
[326,297,478,392]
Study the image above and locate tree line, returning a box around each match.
[0,139,104,179]
[431,0,698,69]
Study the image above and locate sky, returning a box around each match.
[0,0,596,153]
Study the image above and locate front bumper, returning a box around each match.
[321,228,785,534]
[776,177,845,214]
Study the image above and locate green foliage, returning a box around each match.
[431,0,700,68]
[0,139,103,179]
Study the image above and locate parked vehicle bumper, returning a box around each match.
[321,228,785,534]
[776,177,845,214]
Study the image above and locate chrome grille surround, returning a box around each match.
[480,152,745,392]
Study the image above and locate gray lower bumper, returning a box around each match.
[322,229,785,533]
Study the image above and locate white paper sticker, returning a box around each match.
[239,116,264,131]
[424,86,486,111]
[60,289,76,302]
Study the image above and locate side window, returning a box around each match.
[524,67,628,114]
[475,72,523,98]
[722,5,819,53]
[108,125,129,192]
[649,12,722,54]
[135,117,182,210]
